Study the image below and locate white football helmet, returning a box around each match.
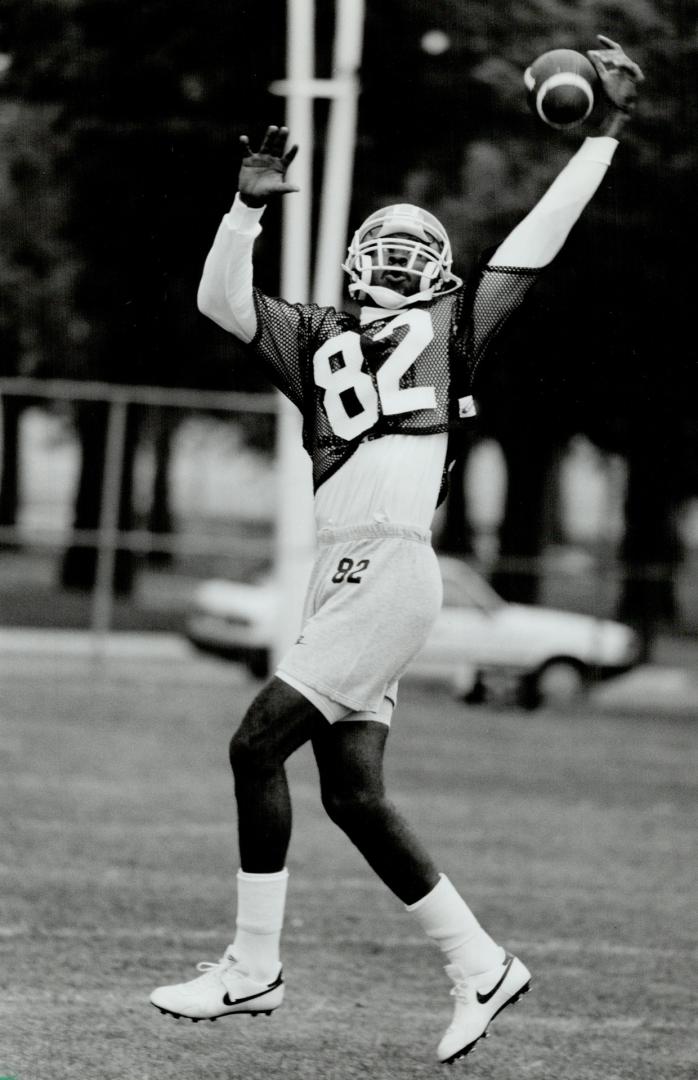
[342,203,462,309]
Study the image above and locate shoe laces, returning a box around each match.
[195,950,238,975]
[449,974,476,1005]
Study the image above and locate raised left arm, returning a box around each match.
[489,36,643,269]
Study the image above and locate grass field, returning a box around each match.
[1,648,696,1080]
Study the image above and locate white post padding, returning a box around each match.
[272,0,316,666]
[271,0,365,666]
[314,0,366,308]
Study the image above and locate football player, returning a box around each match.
[151,36,643,1064]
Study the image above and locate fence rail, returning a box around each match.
[0,376,277,412]
[0,377,687,655]
[0,377,279,649]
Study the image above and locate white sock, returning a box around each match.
[231,868,288,982]
[406,873,505,976]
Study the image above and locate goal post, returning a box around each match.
[271,0,365,666]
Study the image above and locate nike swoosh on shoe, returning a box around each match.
[222,971,283,1007]
[476,954,514,1004]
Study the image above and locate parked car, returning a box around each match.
[185,555,641,707]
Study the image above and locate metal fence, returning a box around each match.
[1,377,693,654]
[0,376,278,644]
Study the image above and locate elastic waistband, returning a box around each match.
[316,521,432,545]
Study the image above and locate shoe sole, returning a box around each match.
[152,1002,280,1022]
[442,979,532,1065]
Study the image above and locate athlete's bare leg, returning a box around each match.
[311,720,439,905]
[228,677,325,871]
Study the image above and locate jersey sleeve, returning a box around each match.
[453,137,619,385]
[249,291,348,412]
[455,262,541,385]
[198,194,345,411]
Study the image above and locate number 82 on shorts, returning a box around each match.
[331,557,370,584]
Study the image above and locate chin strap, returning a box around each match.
[348,278,461,309]
[347,281,433,309]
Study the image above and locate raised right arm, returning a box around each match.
[197,126,299,343]
[197,195,265,342]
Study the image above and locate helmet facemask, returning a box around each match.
[343,204,462,309]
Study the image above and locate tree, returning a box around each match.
[0,0,289,590]
[0,93,75,539]
[1,0,696,631]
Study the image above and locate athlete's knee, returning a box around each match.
[321,786,387,834]
[228,700,274,777]
[228,726,258,777]
[229,679,318,777]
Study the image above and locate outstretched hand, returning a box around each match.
[238,125,300,207]
[587,35,644,116]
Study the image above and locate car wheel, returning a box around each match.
[520,659,587,709]
[461,671,487,705]
[248,649,271,680]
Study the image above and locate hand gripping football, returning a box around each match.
[524,48,598,129]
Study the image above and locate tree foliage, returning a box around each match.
[0,0,694,400]
[0,0,696,621]
[0,0,290,389]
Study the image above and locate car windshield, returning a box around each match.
[439,559,504,612]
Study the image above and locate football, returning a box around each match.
[524,48,598,130]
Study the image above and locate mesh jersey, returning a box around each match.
[250,259,541,497]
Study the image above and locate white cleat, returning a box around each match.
[437,952,531,1064]
[150,946,284,1022]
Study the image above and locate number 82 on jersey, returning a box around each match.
[313,309,437,441]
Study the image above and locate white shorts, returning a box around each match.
[276,522,443,724]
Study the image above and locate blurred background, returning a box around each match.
[0,0,696,667]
